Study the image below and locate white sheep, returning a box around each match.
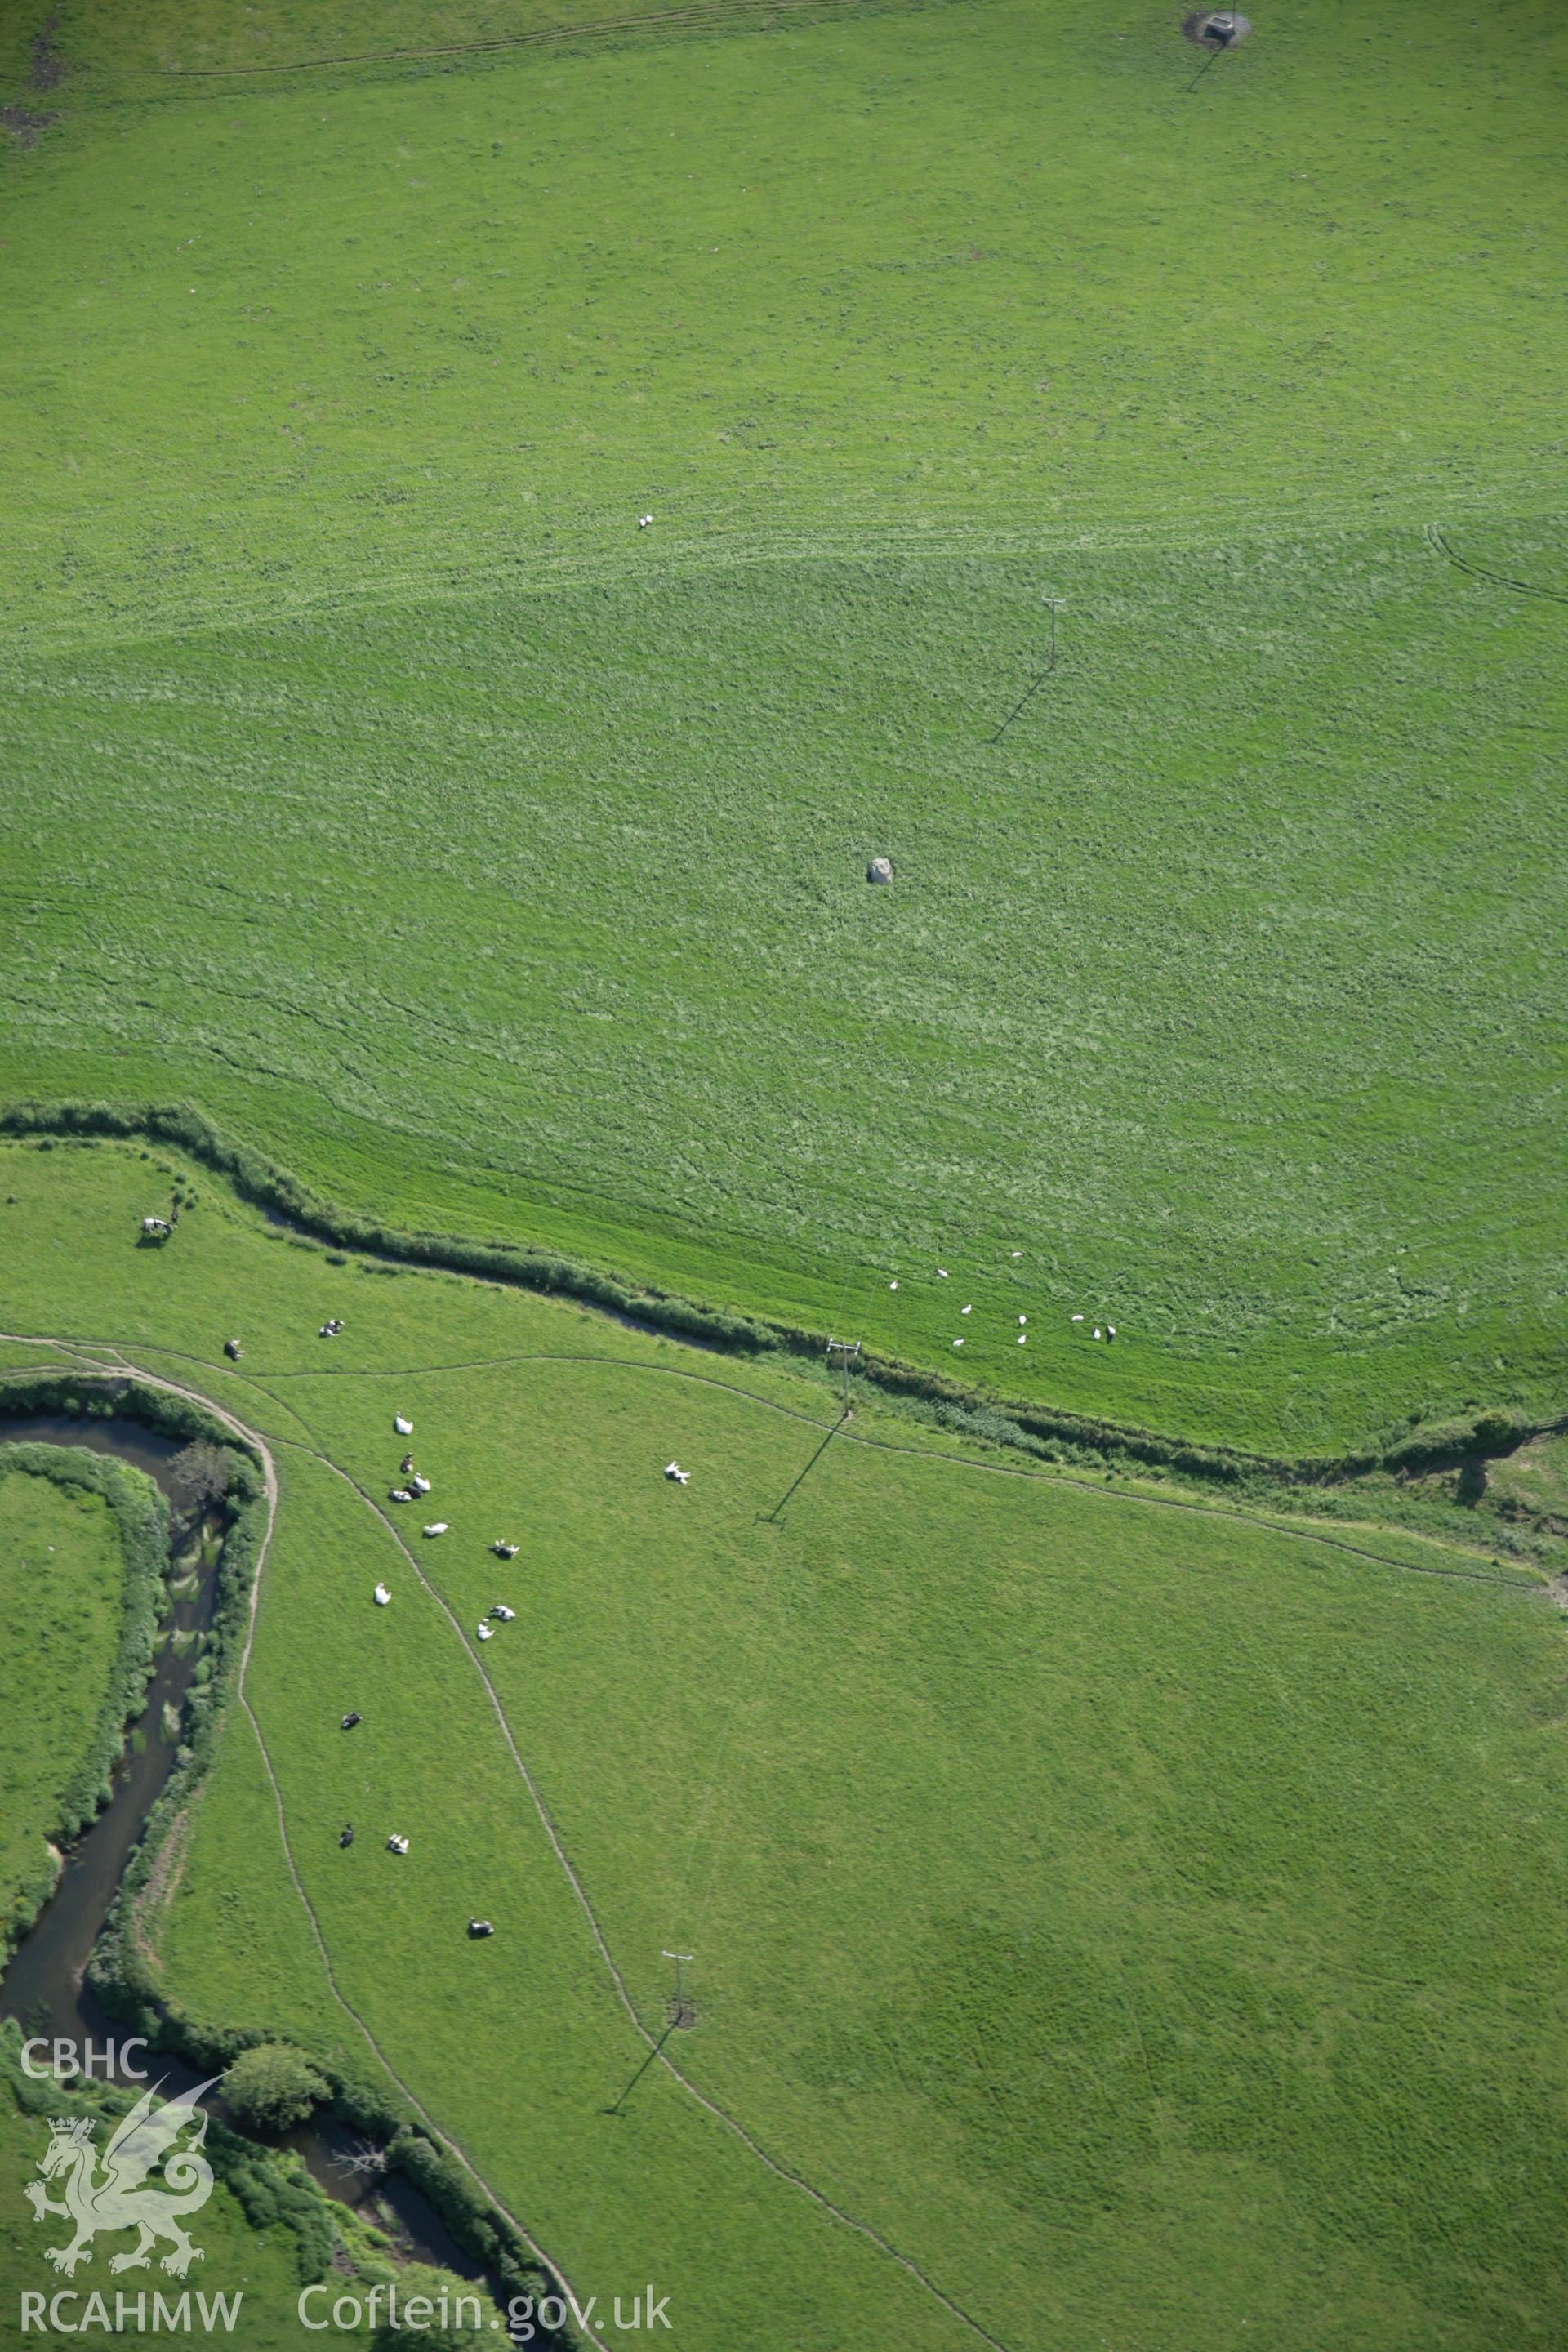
[423,1521,448,1537]
[373,1584,391,1606]
[394,1414,413,1436]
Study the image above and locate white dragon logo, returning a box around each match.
[24,2078,218,2278]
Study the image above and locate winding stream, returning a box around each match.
[0,1410,485,2280]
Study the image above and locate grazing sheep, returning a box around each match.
[423,1521,448,1537]
[374,1584,391,1606]
[394,1414,413,1435]
[412,1475,432,1496]
[476,1623,493,1642]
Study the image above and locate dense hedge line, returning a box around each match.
[0,1365,265,1479]
[0,1437,172,1958]
[831,1344,1552,1490]
[2,1098,1556,1493]
[1,1094,773,1351]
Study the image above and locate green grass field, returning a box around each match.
[2,1138,1566,2351]
[2,0,1567,1454]
[0,1465,127,1942]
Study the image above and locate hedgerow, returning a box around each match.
[0,1097,773,1352]
[2,1103,1559,1494]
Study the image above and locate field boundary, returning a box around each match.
[4,1101,1561,1498]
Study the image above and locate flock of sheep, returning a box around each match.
[889,1259,1118,1355]
[323,1254,1111,1902]
[359,1401,689,1896]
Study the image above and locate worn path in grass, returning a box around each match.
[2,1143,1566,2350]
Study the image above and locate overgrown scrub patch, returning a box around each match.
[1,2020,505,2335]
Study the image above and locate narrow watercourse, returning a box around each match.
[0,1409,489,2285]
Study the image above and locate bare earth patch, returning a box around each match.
[1,105,56,143]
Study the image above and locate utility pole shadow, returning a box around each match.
[990,598,1062,744]
[989,658,1056,745]
[758,1414,845,1526]
[604,2022,675,2118]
